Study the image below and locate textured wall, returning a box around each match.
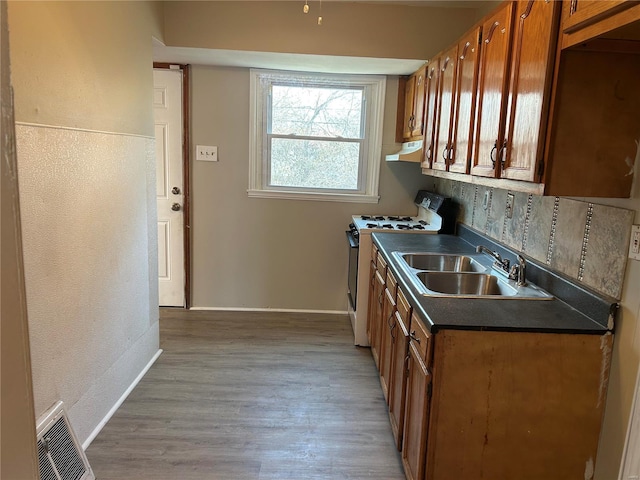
[431,178,634,299]
[15,125,159,443]
[8,1,162,445]
[190,66,433,310]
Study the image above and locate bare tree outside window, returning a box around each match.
[269,85,364,190]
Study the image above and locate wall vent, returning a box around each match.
[36,402,95,480]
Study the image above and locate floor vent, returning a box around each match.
[36,402,95,480]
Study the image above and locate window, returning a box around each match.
[249,69,386,203]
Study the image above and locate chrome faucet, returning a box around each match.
[511,254,527,286]
[476,245,510,272]
[476,245,527,286]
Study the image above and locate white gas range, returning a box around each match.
[346,191,456,346]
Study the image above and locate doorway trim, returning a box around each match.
[153,62,191,308]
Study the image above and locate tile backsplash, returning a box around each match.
[430,178,634,300]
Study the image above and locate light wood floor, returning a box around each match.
[86,309,405,479]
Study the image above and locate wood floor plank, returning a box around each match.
[86,309,405,479]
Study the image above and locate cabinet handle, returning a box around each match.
[426,145,432,161]
[410,330,421,344]
[569,0,577,15]
[490,140,498,169]
[499,140,508,169]
[442,147,449,162]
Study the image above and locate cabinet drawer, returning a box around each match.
[386,269,398,299]
[409,312,432,366]
[371,244,379,268]
[396,288,412,331]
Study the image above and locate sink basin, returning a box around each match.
[399,253,485,272]
[417,272,518,296]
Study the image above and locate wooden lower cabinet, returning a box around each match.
[389,289,412,450]
[378,287,396,403]
[369,269,385,368]
[401,341,431,480]
[422,328,611,480]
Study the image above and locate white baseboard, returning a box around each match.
[82,349,163,451]
[189,306,348,315]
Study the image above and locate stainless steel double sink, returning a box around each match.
[392,252,553,300]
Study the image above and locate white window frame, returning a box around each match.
[249,69,385,203]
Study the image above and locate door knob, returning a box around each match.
[172,187,181,195]
[171,203,181,211]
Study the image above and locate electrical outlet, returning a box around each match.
[629,225,640,260]
[196,145,218,162]
[505,193,514,219]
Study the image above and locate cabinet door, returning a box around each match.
[432,46,458,172]
[411,66,427,138]
[562,0,631,32]
[501,0,560,182]
[471,2,514,178]
[366,261,376,343]
[389,309,410,450]
[403,75,417,140]
[449,26,482,174]
[370,269,385,368]
[402,342,432,480]
[379,287,396,403]
[421,63,440,168]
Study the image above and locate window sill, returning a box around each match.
[247,189,380,204]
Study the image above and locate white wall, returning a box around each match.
[7,0,163,444]
[190,66,433,309]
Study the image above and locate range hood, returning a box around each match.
[385,140,423,162]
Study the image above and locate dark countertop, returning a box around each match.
[372,227,616,335]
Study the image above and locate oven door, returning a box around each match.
[346,230,359,310]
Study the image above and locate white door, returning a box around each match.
[154,68,185,307]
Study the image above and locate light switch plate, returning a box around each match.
[629,225,640,260]
[196,145,218,162]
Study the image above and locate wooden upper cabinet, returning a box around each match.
[411,66,427,138]
[501,0,561,182]
[471,2,514,178]
[402,75,417,140]
[449,26,482,174]
[563,0,629,29]
[561,0,640,48]
[401,66,427,141]
[432,46,459,172]
[421,62,440,169]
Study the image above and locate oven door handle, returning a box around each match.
[346,231,359,248]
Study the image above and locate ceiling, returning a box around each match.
[153,0,496,75]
